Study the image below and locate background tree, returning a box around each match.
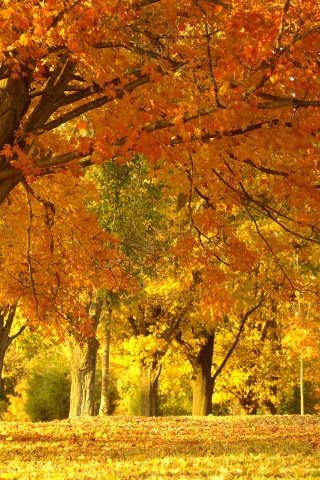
[213,299,283,415]
[177,294,265,416]
[120,274,196,416]
[91,156,196,416]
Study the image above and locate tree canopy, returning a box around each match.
[0,0,320,418]
[0,0,319,212]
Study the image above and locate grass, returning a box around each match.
[0,415,320,479]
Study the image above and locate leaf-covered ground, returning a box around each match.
[0,415,320,479]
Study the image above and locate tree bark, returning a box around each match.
[99,307,112,416]
[139,362,162,416]
[189,334,214,416]
[0,78,29,151]
[0,302,25,397]
[68,294,103,418]
[69,336,99,418]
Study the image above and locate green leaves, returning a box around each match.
[89,155,168,274]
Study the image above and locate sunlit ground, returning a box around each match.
[1,415,320,479]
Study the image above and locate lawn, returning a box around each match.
[0,415,319,479]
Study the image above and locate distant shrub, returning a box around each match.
[25,353,70,422]
[211,402,230,416]
[158,390,192,416]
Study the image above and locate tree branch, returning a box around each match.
[276,0,291,52]
[40,74,150,133]
[212,296,266,384]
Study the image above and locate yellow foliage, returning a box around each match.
[2,379,30,422]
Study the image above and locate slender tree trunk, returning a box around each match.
[263,323,280,415]
[99,307,112,416]
[69,294,103,418]
[139,362,162,416]
[261,310,281,414]
[189,335,214,416]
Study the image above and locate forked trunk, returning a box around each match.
[189,335,214,416]
[139,362,162,417]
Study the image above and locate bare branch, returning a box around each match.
[212,296,266,384]
[244,204,296,289]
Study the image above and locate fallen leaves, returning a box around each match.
[0,415,319,479]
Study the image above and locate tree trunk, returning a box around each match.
[263,314,281,415]
[189,335,214,416]
[0,75,33,203]
[0,78,29,150]
[69,336,99,418]
[139,362,162,417]
[0,303,24,397]
[99,308,112,416]
[68,294,103,418]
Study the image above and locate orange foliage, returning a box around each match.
[0,0,319,323]
[0,172,130,335]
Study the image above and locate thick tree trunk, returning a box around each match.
[99,309,112,416]
[189,335,214,416]
[69,336,99,418]
[0,78,29,150]
[68,294,103,418]
[0,76,32,202]
[139,362,162,416]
